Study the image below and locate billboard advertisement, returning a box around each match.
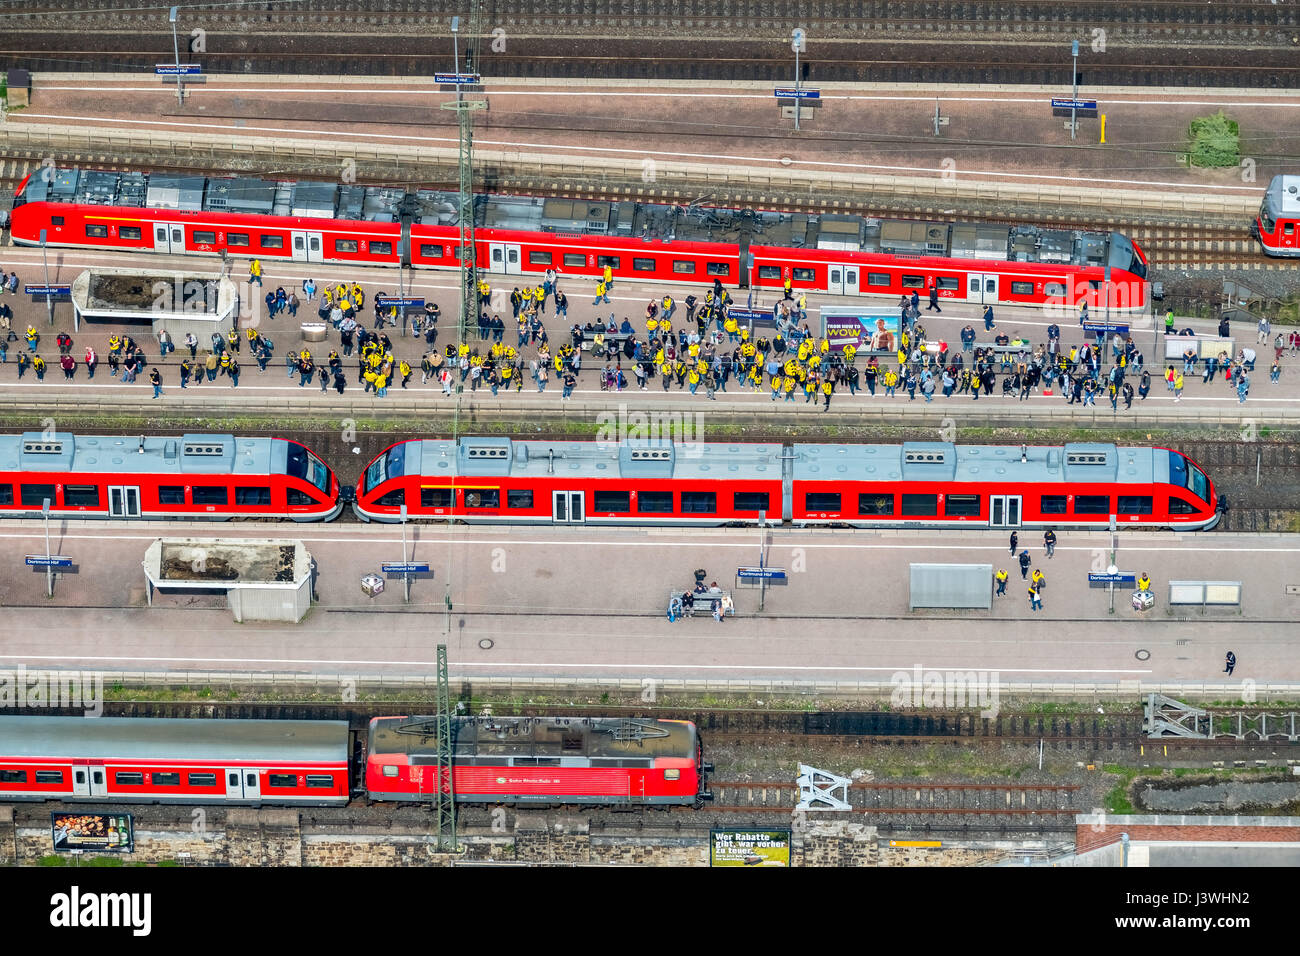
[51,812,135,853]
[820,307,901,353]
[710,829,792,867]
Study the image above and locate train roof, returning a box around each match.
[0,432,282,476]
[370,716,696,759]
[0,716,349,763]
[17,166,1126,267]
[379,438,1172,486]
[1264,175,1300,217]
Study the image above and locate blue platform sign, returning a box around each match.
[1082,323,1130,337]
[1052,98,1097,110]
[1089,572,1137,585]
[774,88,820,100]
[382,562,430,574]
[156,64,202,76]
[435,73,480,85]
[25,285,71,297]
[26,555,72,568]
[726,308,769,323]
[375,296,426,309]
[737,567,787,580]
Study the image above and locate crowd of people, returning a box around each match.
[2,268,1296,408]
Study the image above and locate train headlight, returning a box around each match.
[664,769,680,780]
[382,765,398,777]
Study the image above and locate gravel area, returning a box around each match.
[1135,775,1300,813]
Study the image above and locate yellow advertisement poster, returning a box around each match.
[710,829,791,867]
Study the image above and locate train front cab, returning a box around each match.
[280,440,344,521]
[1255,176,1300,256]
[1166,449,1218,530]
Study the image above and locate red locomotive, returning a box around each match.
[354,438,1219,531]
[0,716,351,807]
[9,166,1148,311]
[365,716,712,806]
[1254,175,1300,257]
[0,431,342,521]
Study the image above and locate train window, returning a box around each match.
[526,251,552,265]
[287,488,319,506]
[805,492,841,512]
[227,232,250,246]
[1010,281,1034,295]
[376,489,406,507]
[506,489,534,509]
[114,772,145,786]
[194,230,217,244]
[465,489,500,508]
[451,245,465,260]
[1117,495,1153,515]
[187,773,217,787]
[51,216,65,226]
[368,240,391,255]
[158,485,185,505]
[1285,223,1295,236]
[594,490,631,512]
[192,486,229,505]
[120,226,142,240]
[792,268,815,282]
[152,772,180,786]
[260,234,285,249]
[85,224,108,238]
[944,494,981,517]
[268,774,298,788]
[673,260,698,274]
[901,494,938,516]
[1168,498,1197,515]
[637,490,674,513]
[0,770,26,783]
[900,275,926,288]
[858,494,894,515]
[734,491,770,512]
[234,487,272,506]
[1044,282,1066,297]
[596,256,620,269]
[706,262,730,276]
[563,253,586,268]
[514,758,561,767]
[1040,495,1068,514]
[867,273,891,286]
[936,277,960,291]
[305,775,335,788]
[1074,495,1110,515]
[381,766,399,777]
[664,769,680,780]
[35,770,63,784]
[632,258,656,272]
[0,484,11,505]
[757,265,781,279]
[680,491,717,514]
[334,239,359,254]
[63,485,100,507]
[419,488,452,508]
[420,244,444,259]
[20,483,56,507]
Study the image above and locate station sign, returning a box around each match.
[774,88,820,100]
[435,73,481,85]
[375,296,426,309]
[155,64,202,76]
[737,567,787,580]
[1088,572,1137,585]
[25,285,71,297]
[26,555,72,568]
[726,308,770,323]
[1082,323,1130,337]
[381,562,431,574]
[1052,98,1098,110]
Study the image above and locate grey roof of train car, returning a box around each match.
[1265,175,1300,217]
[0,716,348,762]
[0,432,281,476]
[372,716,695,759]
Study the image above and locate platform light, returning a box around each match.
[169,7,183,109]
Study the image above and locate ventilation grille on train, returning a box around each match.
[183,442,227,456]
[629,449,672,460]
[465,447,508,459]
[1066,452,1109,465]
[22,440,64,454]
[904,450,947,463]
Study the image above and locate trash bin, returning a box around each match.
[300,322,328,343]
[1132,589,1154,611]
[360,573,385,597]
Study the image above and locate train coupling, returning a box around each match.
[340,484,356,504]
[702,762,715,774]
[699,789,714,802]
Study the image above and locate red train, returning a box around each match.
[365,716,711,806]
[0,716,351,807]
[1254,175,1300,257]
[354,438,1219,531]
[0,431,342,521]
[9,166,1148,311]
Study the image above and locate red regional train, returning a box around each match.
[1254,174,1300,257]
[0,431,342,521]
[365,716,712,806]
[0,716,352,806]
[354,437,1219,531]
[9,166,1148,312]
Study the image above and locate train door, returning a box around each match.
[224,768,261,801]
[108,486,141,518]
[989,495,1022,529]
[968,273,998,304]
[71,763,91,797]
[488,242,522,276]
[88,766,107,797]
[291,231,323,263]
[825,264,860,296]
[153,222,184,254]
[552,491,584,524]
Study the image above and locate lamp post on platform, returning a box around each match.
[169,7,184,108]
[40,228,52,326]
[1070,40,1080,140]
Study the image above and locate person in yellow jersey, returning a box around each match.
[783,375,796,401]
[602,262,614,288]
[770,375,782,401]
[1137,572,1151,592]
[398,359,412,388]
[821,377,834,410]
[593,279,609,305]
[249,258,262,286]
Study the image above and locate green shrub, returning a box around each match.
[1187,111,1239,168]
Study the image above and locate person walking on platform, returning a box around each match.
[1028,583,1042,611]
[1223,651,1236,676]
[249,258,262,287]
[1018,549,1031,579]
[983,305,995,331]
[1009,531,1019,555]
[927,283,941,313]
[1043,529,1056,558]
[149,367,162,399]
[995,569,1008,596]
